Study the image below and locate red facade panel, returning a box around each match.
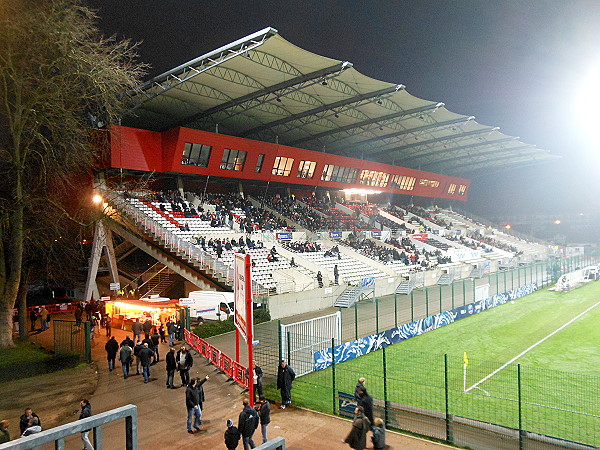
[109,125,471,201]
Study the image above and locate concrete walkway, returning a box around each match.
[23,315,451,449]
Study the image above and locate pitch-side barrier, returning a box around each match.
[184,328,250,389]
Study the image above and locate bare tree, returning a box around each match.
[0,0,147,348]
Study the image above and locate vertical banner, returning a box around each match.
[234,253,253,342]
[234,253,255,406]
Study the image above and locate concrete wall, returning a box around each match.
[266,284,346,319]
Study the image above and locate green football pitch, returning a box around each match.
[283,281,600,446]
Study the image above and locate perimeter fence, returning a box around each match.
[284,347,599,449]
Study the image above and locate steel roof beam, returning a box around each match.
[339,116,474,156]
[445,149,544,172]
[240,86,401,138]
[285,102,442,147]
[407,137,520,166]
[176,62,351,129]
[374,126,499,160]
[125,27,277,114]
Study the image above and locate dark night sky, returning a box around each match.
[88,1,600,218]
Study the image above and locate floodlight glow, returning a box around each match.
[554,220,561,225]
[92,194,103,204]
[504,224,511,230]
[575,63,600,139]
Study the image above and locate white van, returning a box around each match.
[180,291,234,322]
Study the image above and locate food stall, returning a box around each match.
[106,297,179,331]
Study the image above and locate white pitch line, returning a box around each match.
[465,299,600,393]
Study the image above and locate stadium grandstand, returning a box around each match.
[87,27,558,305]
[65,27,600,450]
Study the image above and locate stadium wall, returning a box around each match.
[313,283,538,370]
[108,125,471,201]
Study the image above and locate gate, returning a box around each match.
[53,320,91,362]
[280,312,341,376]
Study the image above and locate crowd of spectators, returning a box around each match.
[283,241,321,253]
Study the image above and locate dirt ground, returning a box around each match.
[2,317,453,449]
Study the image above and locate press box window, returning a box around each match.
[458,185,467,196]
[272,157,294,176]
[447,183,456,194]
[255,154,265,173]
[220,148,247,171]
[297,160,316,179]
[182,143,212,167]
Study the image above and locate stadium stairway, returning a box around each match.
[334,285,375,308]
[107,197,233,292]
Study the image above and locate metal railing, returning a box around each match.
[0,404,137,450]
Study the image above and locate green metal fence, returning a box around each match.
[288,348,599,448]
[53,320,91,363]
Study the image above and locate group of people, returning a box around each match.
[28,307,50,332]
[343,377,386,450]
[5,401,94,449]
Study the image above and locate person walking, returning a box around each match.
[165,347,176,389]
[256,395,270,444]
[132,318,143,345]
[334,264,339,285]
[119,342,133,379]
[79,399,94,450]
[167,319,177,347]
[104,315,112,337]
[186,376,209,433]
[104,336,119,372]
[224,419,241,449]
[276,360,295,409]
[371,417,386,450]
[316,271,323,288]
[176,346,193,387]
[142,319,152,340]
[139,343,154,383]
[150,327,161,363]
[343,405,371,450]
[238,398,259,450]
[354,377,374,426]
[133,342,143,375]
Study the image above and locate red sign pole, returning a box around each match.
[245,254,255,407]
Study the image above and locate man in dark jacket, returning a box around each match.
[354,377,374,425]
[224,419,241,449]
[104,336,119,371]
[256,395,271,444]
[276,360,295,409]
[176,346,194,387]
[186,376,209,433]
[119,343,133,379]
[343,405,370,450]
[252,362,263,403]
[142,319,152,340]
[165,347,177,389]
[19,408,41,436]
[79,399,93,450]
[120,335,134,348]
[138,343,154,383]
[150,327,161,363]
[132,318,143,345]
[238,398,259,450]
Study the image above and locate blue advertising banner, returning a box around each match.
[330,231,342,239]
[371,230,382,238]
[314,283,538,371]
[276,232,292,240]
